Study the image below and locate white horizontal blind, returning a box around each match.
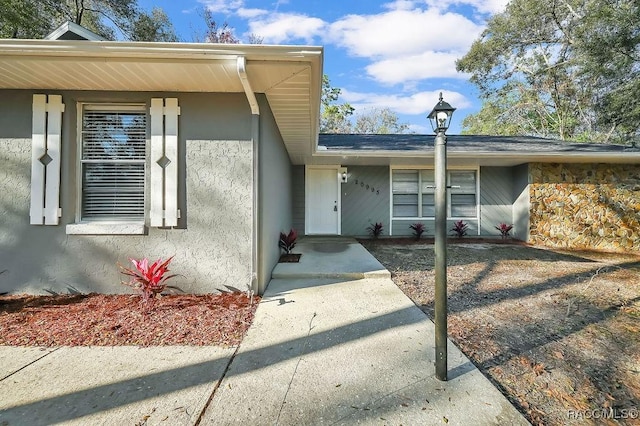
[391,169,478,219]
[392,170,418,217]
[420,170,435,217]
[81,105,146,221]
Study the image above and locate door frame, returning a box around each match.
[305,165,341,235]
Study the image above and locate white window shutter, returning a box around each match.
[44,95,64,225]
[149,98,164,227]
[164,98,179,227]
[30,94,64,225]
[30,95,47,224]
[149,98,180,227]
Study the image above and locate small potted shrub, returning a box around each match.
[450,220,468,238]
[279,228,301,262]
[409,222,426,239]
[366,222,384,238]
[495,223,514,239]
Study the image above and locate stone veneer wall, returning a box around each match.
[529,163,640,251]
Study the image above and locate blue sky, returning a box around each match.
[138,0,508,134]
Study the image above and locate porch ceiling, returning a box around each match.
[0,39,322,163]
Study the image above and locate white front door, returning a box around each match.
[306,167,340,235]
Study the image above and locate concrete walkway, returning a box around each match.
[0,238,529,425]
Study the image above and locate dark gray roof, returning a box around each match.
[318,134,637,153]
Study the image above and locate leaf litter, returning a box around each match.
[361,239,640,426]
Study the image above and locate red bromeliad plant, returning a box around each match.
[279,228,298,254]
[366,222,384,238]
[450,220,468,238]
[495,223,514,239]
[409,222,426,239]
[119,256,177,311]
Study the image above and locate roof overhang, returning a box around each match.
[309,149,640,167]
[311,134,640,167]
[0,39,323,163]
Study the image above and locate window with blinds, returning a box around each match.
[392,170,418,217]
[450,171,477,218]
[391,169,477,219]
[80,105,146,221]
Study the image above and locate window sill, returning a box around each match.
[66,223,147,235]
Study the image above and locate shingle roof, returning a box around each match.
[318,134,637,153]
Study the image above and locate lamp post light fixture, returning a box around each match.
[427,92,456,381]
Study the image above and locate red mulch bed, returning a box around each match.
[0,293,259,347]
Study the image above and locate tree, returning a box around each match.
[319,76,409,134]
[320,75,354,133]
[457,0,639,143]
[53,0,139,40]
[130,7,178,42]
[353,108,410,134]
[195,8,240,44]
[0,0,177,41]
[0,0,59,38]
[247,33,264,44]
[576,0,640,142]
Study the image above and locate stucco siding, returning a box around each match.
[0,89,255,295]
[479,167,514,237]
[341,166,390,236]
[257,96,292,294]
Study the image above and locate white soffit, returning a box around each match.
[0,40,322,160]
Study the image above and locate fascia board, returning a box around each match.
[313,149,640,163]
[0,39,322,62]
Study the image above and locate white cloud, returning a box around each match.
[274,0,290,11]
[322,6,482,84]
[468,0,509,14]
[366,51,468,84]
[198,0,244,14]
[327,8,483,59]
[342,89,471,116]
[247,13,327,44]
[427,0,509,15]
[236,8,268,19]
[382,0,418,11]
[193,0,497,94]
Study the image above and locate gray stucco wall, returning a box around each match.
[257,96,292,295]
[0,89,254,295]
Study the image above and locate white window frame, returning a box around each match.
[66,103,148,235]
[389,166,480,235]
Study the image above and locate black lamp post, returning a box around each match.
[427,92,455,381]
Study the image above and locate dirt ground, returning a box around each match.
[360,239,640,426]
